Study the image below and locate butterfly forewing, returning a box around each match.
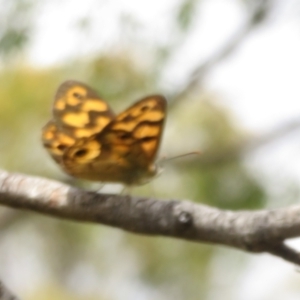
[101,95,166,166]
[52,81,115,138]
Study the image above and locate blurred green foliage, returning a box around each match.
[0,0,34,59]
[176,0,199,32]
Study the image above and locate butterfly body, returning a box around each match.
[42,81,166,185]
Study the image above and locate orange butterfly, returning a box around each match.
[42,81,167,186]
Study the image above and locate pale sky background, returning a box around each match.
[21,0,300,299]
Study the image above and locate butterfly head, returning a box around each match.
[133,163,163,185]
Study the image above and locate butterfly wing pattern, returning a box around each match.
[42,80,167,186]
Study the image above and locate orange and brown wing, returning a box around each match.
[42,80,115,165]
[100,95,167,168]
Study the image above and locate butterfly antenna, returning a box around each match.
[159,151,200,165]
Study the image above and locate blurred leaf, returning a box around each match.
[176,0,199,32]
[0,0,34,58]
[0,28,29,55]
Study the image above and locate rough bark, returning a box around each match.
[0,280,20,300]
[0,169,300,265]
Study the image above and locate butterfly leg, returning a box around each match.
[96,183,105,193]
[120,185,133,195]
[148,182,157,197]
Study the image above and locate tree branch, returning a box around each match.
[0,169,300,265]
[0,280,20,300]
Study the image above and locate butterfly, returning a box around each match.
[42,80,167,186]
